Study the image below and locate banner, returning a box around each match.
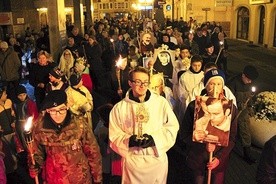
[0,12,13,25]
[215,0,233,7]
[193,96,233,147]
[250,0,272,4]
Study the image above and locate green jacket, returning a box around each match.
[0,47,21,81]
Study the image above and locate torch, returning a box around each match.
[215,41,224,64]
[24,117,39,184]
[110,38,115,55]
[235,86,257,121]
[116,55,123,99]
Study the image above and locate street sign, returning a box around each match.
[202,8,211,11]
[158,1,166,5]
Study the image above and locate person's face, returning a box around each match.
[46,104,68,124]
[118,35,123,40]
[102,31,108,38]
[128,72,149,98]
[207,101,225,126]
[142,34,151,45]
[72,28,79,36]
[206,78,224,97]
[84,34,89,40]
[180,49,190,59]
[149,78,163,95]
[38,54,48,66]
[242,74,252,84]
[49,74,60,83]
[191,61,202,72]
[68,38,74,46]
[162,36,169,43]
[218,33,224,41]
[188,33,194,40]
[64,51,71,59]
[206,46,214,54]
[158,52,170,66]
[88,38,94,45]
[17,93,27,102]
[166,29,172,35]
[197,31,203,37]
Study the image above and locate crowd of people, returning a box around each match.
[0,16,274,184]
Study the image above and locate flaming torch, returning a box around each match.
[24,117,39,184]
[110,38,115,55]
[215,41,224,64]
[116,55,123,99]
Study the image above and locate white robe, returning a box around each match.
[109,90,179,184]
[178,69,204,120]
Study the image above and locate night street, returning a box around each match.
[227,39,276,92]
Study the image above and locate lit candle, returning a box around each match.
[213,85,218,98]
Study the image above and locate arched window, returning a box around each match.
[237,7,249,40]
[258,6,265,44]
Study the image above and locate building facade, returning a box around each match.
[1,0,276,48]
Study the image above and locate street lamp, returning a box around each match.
[132,3,142,19]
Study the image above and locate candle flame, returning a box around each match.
[110,38,114,43]
[116,55,123,68]
[219,41,224,45]
[251,86,256,93]
[24,117,34,132]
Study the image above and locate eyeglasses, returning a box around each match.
[64,53,70,56]
[47,108,67,115]
[131,79,150,87]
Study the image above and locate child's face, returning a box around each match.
[191,61,202,72]
[206,78,223,97]
[180,49,190,59]
[17,93,27,102]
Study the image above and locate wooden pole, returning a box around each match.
[207,151,213,184]
[116,68,122,99]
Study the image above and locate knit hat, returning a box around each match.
[16,85,27,95]
[49,67,63,79]
[41,90,67,110]
[204,69,225,87]
[0,41,8,49]
[205,42,214,49]
[69,73,82,86]
[243,65,259,80]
